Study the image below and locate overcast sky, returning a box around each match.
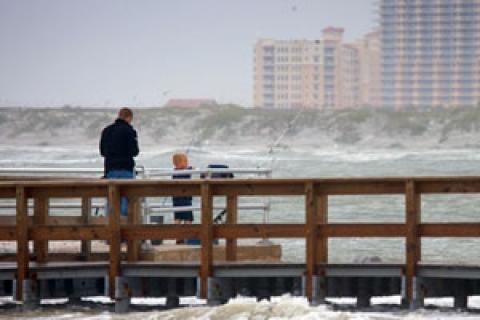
[0,0,376,107]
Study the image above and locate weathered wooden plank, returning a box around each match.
[90,216,129,225]
[5,177,480,197]
[15,186,29,301]
[420,223,480,237]
[0,186,16,198]
[405,180,421,304]
[109,179,203,187]
[29,186,107,198]
[121,225,201,240]
[417,181,480,194]
[108,184,121,299]
[46,216,80,225]
[0,176,75,181]
[216,224,404,239]
[225,195,238,261]
[80,197,92,260]
[317,194,328,264]
[122,225,201,240]
[0,215,120,226]
[33,196,49,262]
[322,224,406,237]
[0,226,16,240]
[0,216,19,225]
[211,183,305,196]
[409,176,480,183]
[6,176,480,187]
[127,196,140,262]
[123,185,201,198]
[214,224,305,238]
[199,183,213,299]
[0,215,117,228]
[29,225,109,240]
[13,180,108,187]
[305,182,317,300]
[1,252,116,262]
[316,182,405,195]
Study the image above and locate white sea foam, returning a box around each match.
[130,296,480,320]
[138,295,480,320]
[3,295,480,320]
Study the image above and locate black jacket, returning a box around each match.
[100,119,139,173]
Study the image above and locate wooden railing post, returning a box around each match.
[80,196,91,260]
[317,194,328,264]
[127,196,140,262]
[15,186,29,301]
[33,196,48,263]
[405,180,421,306]
[199,182,213,299]
[108,184,121,299]
[225,195,238,261]
[305,182,318,301]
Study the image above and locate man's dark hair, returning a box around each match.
[118,107,133,120]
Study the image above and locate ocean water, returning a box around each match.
[1,145,480,319]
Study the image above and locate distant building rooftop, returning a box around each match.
[322,27,345,34]
[164,99,218,108]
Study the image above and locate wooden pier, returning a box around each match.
[1,177,480,311]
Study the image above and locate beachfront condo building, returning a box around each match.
[356,31,382,108]
[254,28,380,109]
[380,0,480,108]
[254,38,323,109]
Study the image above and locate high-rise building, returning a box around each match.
[254,39,324,109]
[322,27,350,109]
[355,31,381,107]
[380,0,480,108]
[254,28,374,109]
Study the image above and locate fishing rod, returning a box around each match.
[208,108,306,225]
[251,107,306,238]
[258,107,306,171]
[155,107,306,227]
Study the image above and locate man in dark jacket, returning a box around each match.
[100,107,139,216]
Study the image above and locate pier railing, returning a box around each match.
[0,177,479,305]
[0,166,273,226]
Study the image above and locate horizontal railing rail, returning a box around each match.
[0,177,479,305]
[0,166,273,228]
[0,202,268,213]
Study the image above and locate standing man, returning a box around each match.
[100,107,139,216]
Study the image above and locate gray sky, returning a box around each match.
[0,0,376,107]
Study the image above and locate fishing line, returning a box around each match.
[258,107,306,172]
